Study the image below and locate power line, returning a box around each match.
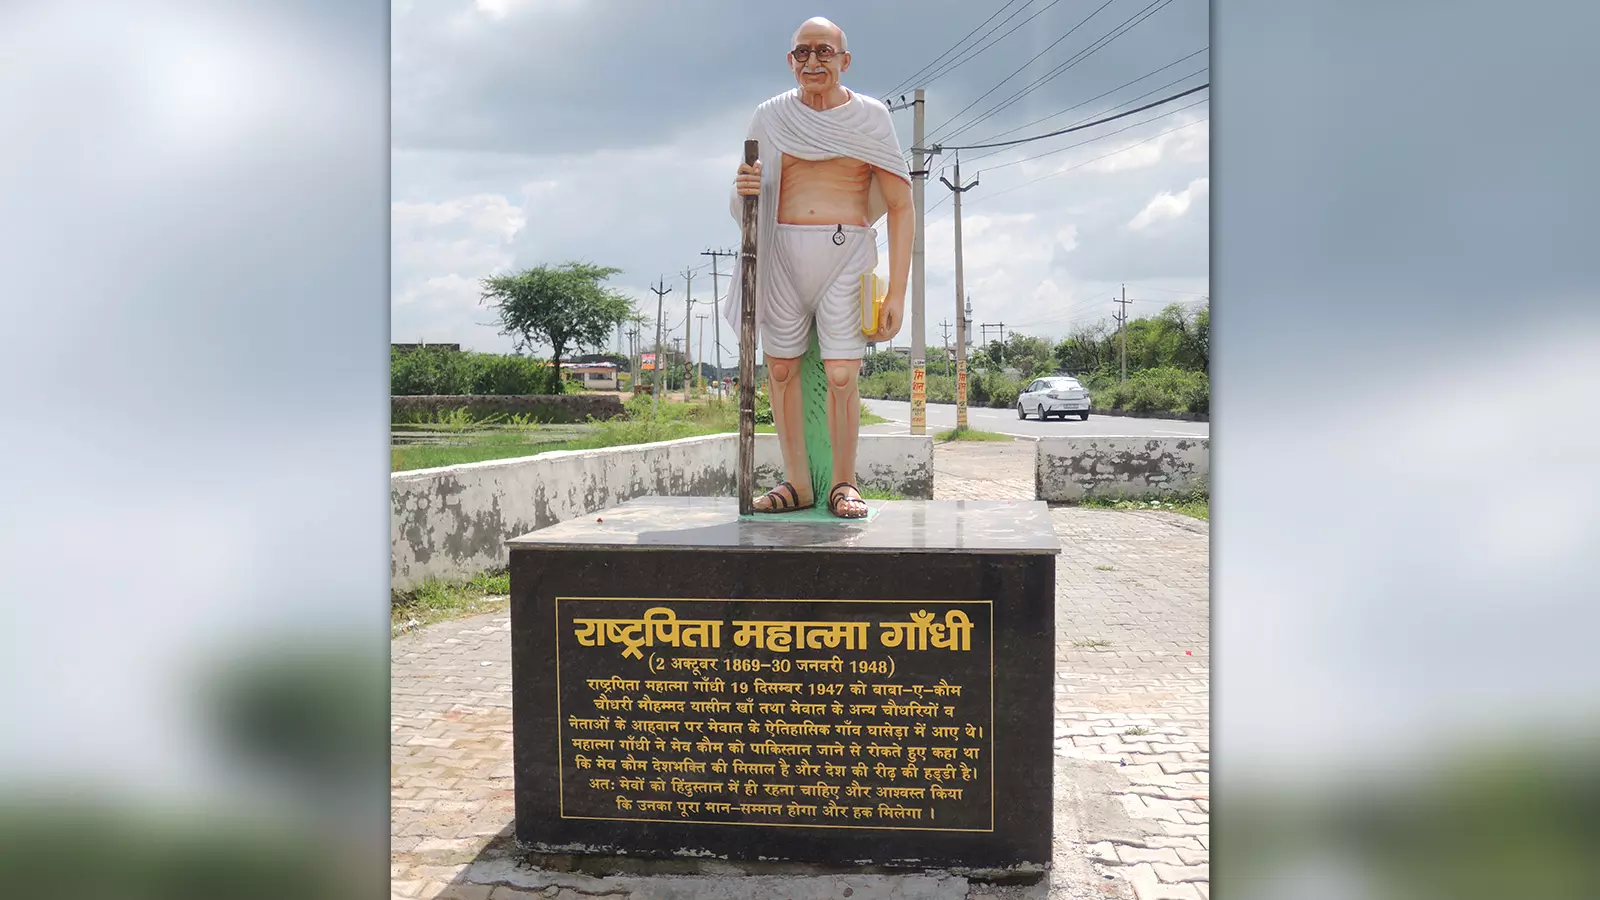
[899,114,1207,248]
[928,0,1119,141]
[882,0,1030,98]
[931,0,1182,145]
[933,0,1182,145]
[977,96,1209,171]
[934,83,1208,151]
[913,0,1069,94]
[1007,293,1121,329]
[968,116,1206,207]
[962,47,1207,150]
[1124,283,1209,298]
[875,97,1206,253]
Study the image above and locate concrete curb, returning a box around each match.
[1035,436,1210,502]
[391,433,933,590]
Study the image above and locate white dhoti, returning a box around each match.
[761,224,878,360]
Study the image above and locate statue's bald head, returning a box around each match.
[792,16,846,52]
[789,15,850,99]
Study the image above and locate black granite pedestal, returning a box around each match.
[507,497,1060,874]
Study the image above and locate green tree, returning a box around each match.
[860,348,909,377]
[1158,302,1209,371]
[480,262,635,394]
[1055,321,1117,376]
[1003,333,1055,377]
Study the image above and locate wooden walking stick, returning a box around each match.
[737,139,760,515]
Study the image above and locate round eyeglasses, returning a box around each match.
[791,44,838,63]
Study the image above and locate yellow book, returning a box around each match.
[860,272,887,334]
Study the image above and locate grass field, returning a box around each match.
[934,427,1013,442]
[1076,490,1209,521]
[393,399,877,471]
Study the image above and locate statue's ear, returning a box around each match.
[840,51,851,72]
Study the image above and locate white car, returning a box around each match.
[1017,376,1091,421]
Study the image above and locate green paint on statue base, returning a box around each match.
[799,331,834,504]
[745,331,873,523]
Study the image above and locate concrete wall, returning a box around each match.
[392,433,933,590]
[1035,436,1209,502]
[392,393,624,423]
[753,434,935,501]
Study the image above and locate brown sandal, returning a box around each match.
[754,481,814,513]
[827,482,869,519]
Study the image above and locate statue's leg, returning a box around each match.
[808,224,876,519]
[753,352,814,511]
[822,358,867,518]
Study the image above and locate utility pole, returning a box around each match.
[940,156,978,431]
[627,325,638,393]
[702,248,736,395]
[890,89,928,435]
[650,277,671,412]
[695,314,708,393]
[1116,284,1132,382]
[939,319,952,376]
[981,323,1008,363]
[682,268,696,398]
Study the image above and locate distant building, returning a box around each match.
[530,359,620,390]
[562,362,618,391]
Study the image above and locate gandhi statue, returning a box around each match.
[724,16,913,518]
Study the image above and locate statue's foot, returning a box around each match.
[827,482,869,519]
[753,481,814,513]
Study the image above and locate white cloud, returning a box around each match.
[1127,176,1209,231]
[1055,225,1079,253]
[391,193,526,347]
[1084,116,1208,175]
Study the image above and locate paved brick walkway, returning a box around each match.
[391,441,1209,899]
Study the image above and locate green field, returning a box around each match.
[391,397,883,472]
[1076,490,1209,521]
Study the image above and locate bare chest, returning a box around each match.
[780,154,873,194]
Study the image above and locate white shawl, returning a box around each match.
[722,88,910,340]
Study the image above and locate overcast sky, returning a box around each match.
[392,0,1209,361]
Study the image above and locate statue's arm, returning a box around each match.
[731,112,762,220]
[879,170,914,307]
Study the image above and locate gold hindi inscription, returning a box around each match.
[556,598,993,832]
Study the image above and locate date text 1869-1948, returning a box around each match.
[555,598,994,832]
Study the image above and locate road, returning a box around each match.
[861,398,1208,439]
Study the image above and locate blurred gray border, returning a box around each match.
[1212,1,1599,896]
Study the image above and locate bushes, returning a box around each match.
[971,371,1022,408]
[858,370,909,401]
[391,347,474,395]
[856,362,1208,417]
[859,368,1024,409]
[1083,367,1208,415]
[466,353,550,395]
[393,347,591,395]
[860,349,909,377]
